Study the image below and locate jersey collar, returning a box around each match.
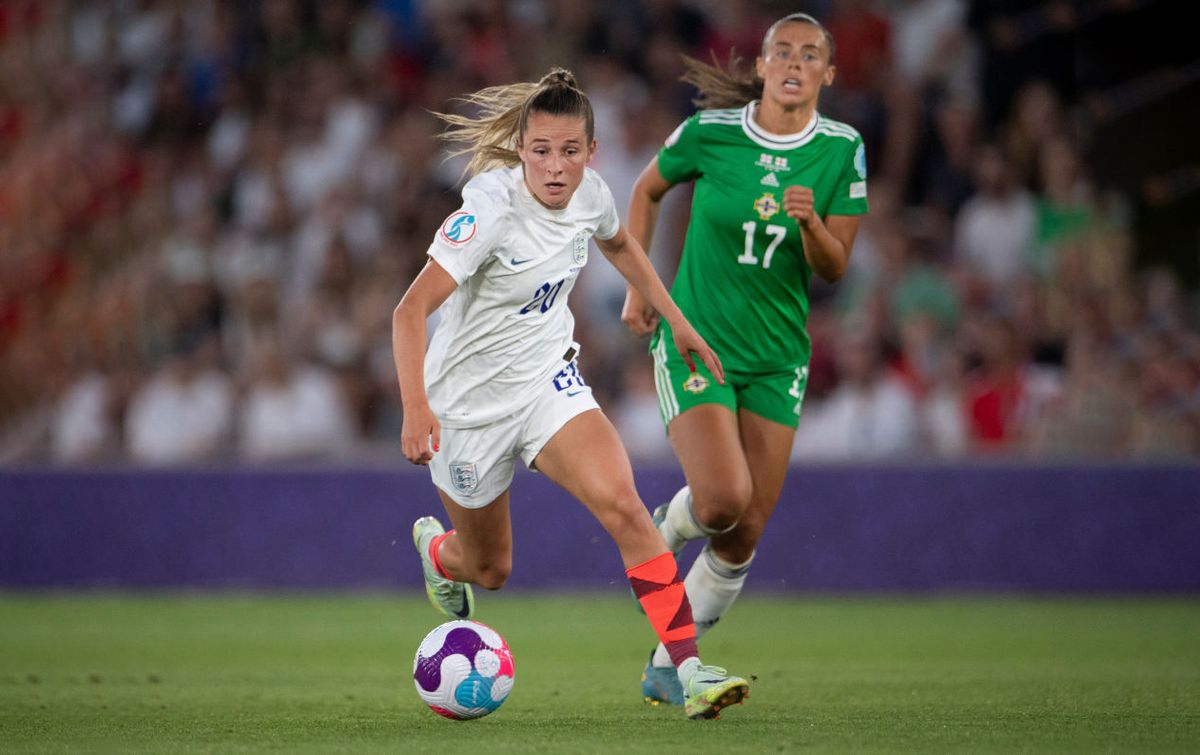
[741,102,820,150]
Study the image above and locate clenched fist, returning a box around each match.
[783,185,816,228]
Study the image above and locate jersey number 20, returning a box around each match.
[520,279,564,314]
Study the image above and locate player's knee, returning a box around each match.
[597,486,647,533]
[695,478,753,532]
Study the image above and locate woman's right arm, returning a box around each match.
[620,158,676,336]
[392,259,459,465]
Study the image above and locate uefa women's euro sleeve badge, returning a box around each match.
[439,211,478,246]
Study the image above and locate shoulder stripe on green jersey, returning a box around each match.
[817,119,858,136]
[651,336,680,424]
[815,126,858,142]
[698,107,742,119]
[816,119,861,139]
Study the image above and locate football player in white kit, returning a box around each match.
[392,69,749,720]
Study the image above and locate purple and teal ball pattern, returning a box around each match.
[413,620,515,720]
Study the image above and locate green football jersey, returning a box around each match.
[657,102,869,372]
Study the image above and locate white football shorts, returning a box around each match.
[429,358,600,508]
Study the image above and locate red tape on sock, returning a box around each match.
[429,529,455,580]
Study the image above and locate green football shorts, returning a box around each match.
[648,328,808,429]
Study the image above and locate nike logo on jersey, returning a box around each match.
[510,257,534,265]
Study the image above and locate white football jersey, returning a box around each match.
[424,165,620,428]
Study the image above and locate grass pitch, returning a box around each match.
[1,593,1197,753]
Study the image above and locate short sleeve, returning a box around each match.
[593,174,620,241]
[827,138,870,216]
[655,114,703,185]
[426,183,507,284]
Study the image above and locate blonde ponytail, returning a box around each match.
[435,68,595,177]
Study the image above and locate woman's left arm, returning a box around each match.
[783,185,860,283]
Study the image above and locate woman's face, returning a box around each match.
[756,22,835,110]
[517,111,595,210]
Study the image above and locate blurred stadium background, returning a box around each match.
[1,0,1198,593]
[2,0,1198,466]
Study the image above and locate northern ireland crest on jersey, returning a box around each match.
[449,462,478,495]
[571,232,589,265]
[753,193,779,221]
[682,374,709,394]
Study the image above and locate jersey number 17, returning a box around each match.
[738,222,787,269]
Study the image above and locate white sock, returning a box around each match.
[685,545,753,635]
[659,485,734,551]
[658,486,700,551]
[650,546,754,669]
[675,656,701,689]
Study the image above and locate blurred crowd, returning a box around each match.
[1,0,1197,466]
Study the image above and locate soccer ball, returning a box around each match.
[413,620,515,720]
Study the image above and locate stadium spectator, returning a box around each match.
[1001,80,1066,189]
[1033,137,1096,279]
[236,338,357,463]
[953,143,1037,290]
[50,368,116,464]
[923,94,982,216]
[792,330,919,460]
[124,335,234,465]
[879,0,977,191]
[963,315,1063,453]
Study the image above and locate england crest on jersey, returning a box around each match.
[449,462,478,494]
[572,231,589,265]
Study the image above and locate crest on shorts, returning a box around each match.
[682,374,709,394]
[449,462,478,495]
[572,232,589,265]
[753,193,779,221]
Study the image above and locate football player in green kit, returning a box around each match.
[621,13,869,705]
